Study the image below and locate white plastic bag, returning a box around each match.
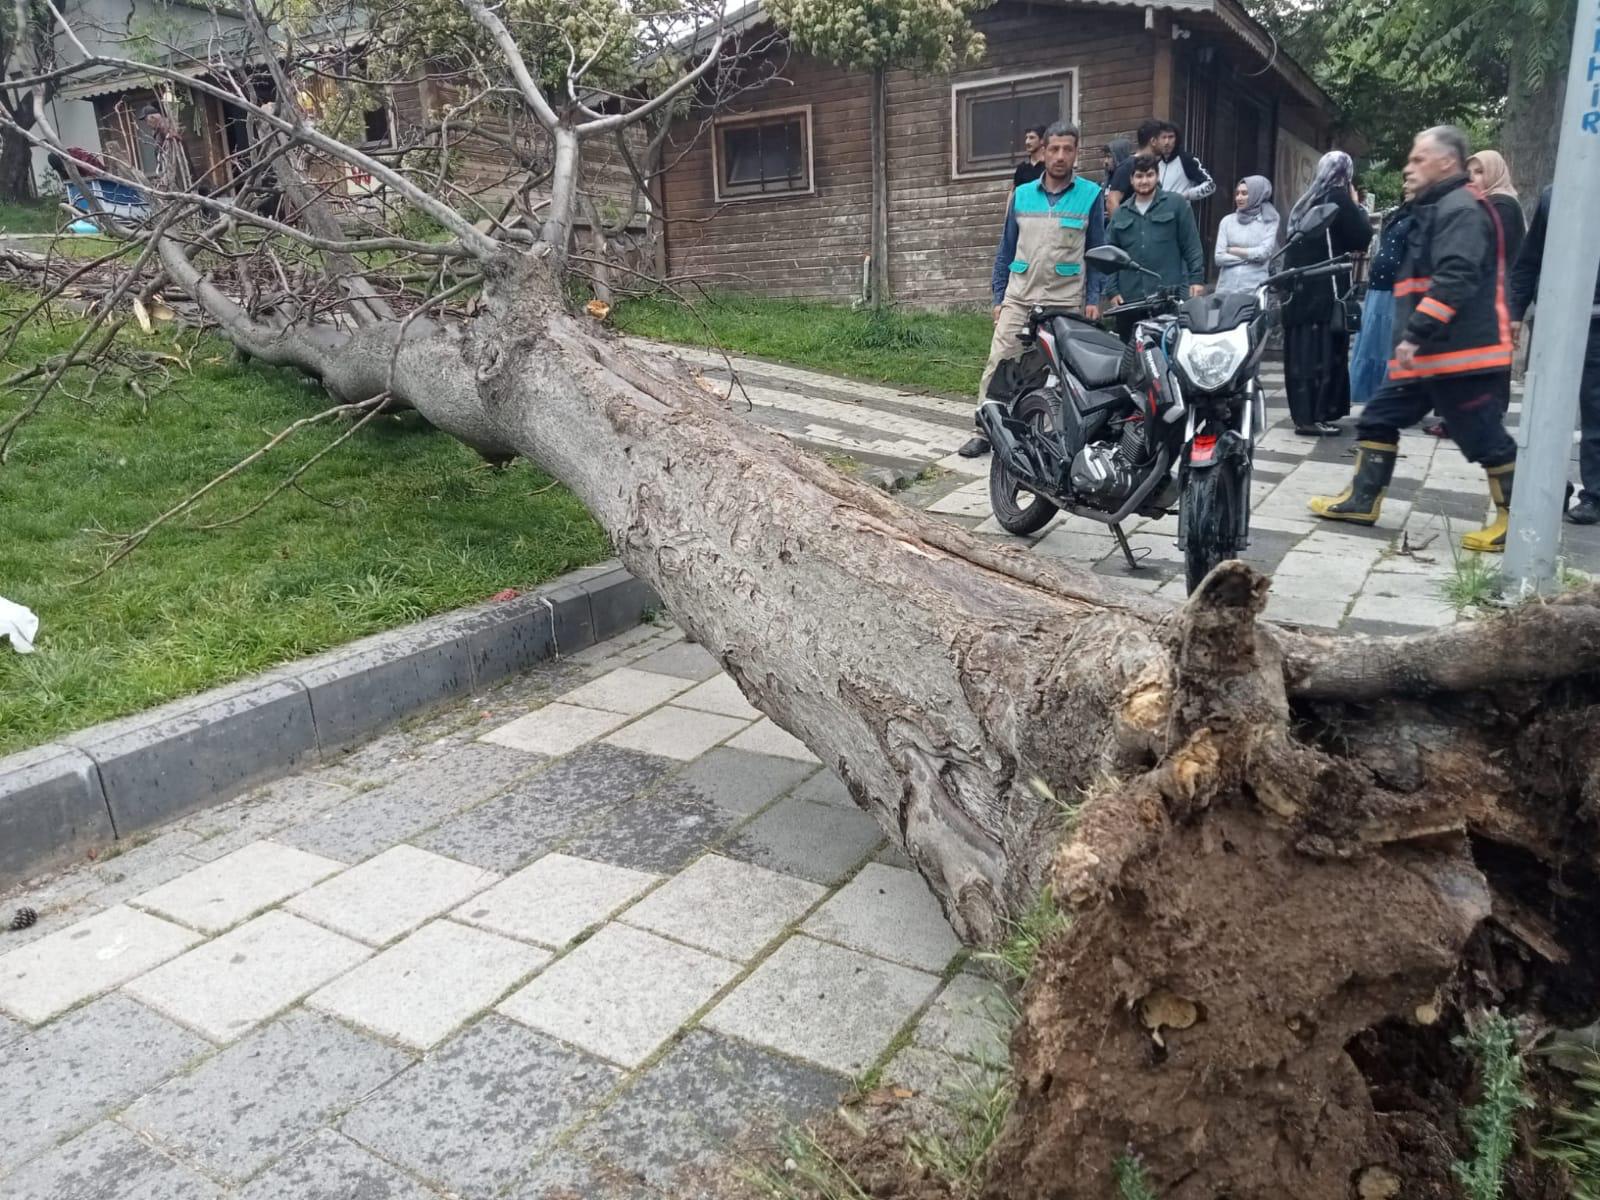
[0,596,39,654]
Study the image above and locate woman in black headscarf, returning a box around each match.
[1281,150,1374,435]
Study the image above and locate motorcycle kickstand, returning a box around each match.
[1110,522,1140,571]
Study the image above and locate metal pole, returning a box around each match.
[1504,0,1600,592]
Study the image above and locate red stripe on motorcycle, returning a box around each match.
[1191,435,1218,464]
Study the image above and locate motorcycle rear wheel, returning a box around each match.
[988,392,1060,537]
[1181,462,1244,593]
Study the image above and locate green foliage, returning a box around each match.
[1453,1013,1533,1200]
[980,887,1069,985]
[612,294,991,397]
[752,1128,872,1200]
[1440,550,1505,613]
[768,0,991,73]
[0,200,63,235]
[0,292,609,753]
[1113,1155,1159,1200]
[1538,1050,1600,1199]
[906,1063,1016,1195]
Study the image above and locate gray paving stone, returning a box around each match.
[126,911,371,1043]
[236,1129,440,1200]
[556,666,696,715]
[498,922,738,1067]
[672,673,762,720]
[621,854,825,961]
[308,919,548,1049]
[509,1149,658,1200]
[181,777,351,863]
[0,904,203,1024]
[726,718,820,763]
[0,1010,20,1047]
[0,1120,225,1200]
[802,863,962,972]
[419,745,676,873]
[631,641,721,681]
[83,847,208,909]
[705,935,940,1074]
[874,841,914,870]
[481,702,631,757]
[672,748,817,816]
[881,1044,1008,1111]
[603,706,751,761]
[286,844,500,946]
[723,796,883,885]
[912,974,1012,1064]
[279,742,542,863]
[122,1009,413,1182]
[789,769,853,809]
[561,778,742,874]
[131,840,344,934]
[341,1015,619,1199]
[0,993,208,1176]
[452,852,657,948]
[569,1029,844,1196]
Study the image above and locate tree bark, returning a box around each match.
[0,100,38,205]
[1503,54,1564,206]
[151,240,1600,1194]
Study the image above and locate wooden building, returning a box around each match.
[658,0,1346,307]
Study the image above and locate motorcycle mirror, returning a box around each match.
[1085,245,1132,271]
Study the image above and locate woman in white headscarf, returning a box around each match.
[1214,175,1280,294]
[1281,150,1373,435]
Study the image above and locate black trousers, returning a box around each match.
[1357,372,1517,469]
[1578,323,1600,502]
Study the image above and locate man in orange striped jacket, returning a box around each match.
[1310,126,1517,552]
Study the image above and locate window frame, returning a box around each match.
[710,104,816,203]
[949,67,1079,181]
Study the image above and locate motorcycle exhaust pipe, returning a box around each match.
[976,402,1042,487]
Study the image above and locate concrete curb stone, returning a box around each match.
[0,560,659,890]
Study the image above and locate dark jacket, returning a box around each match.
[1013,159,1046,189]
[1368,204,1414,292]
[1280,189,1372,326]
[1389,173,1513,381]
[1509,186,1600,322]
[1486,193,1526,271]
[1105,188,1204,301]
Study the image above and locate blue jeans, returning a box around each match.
[1348,288,1395,406]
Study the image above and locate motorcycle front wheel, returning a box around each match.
[988,391,1059,536]
[1180,461,1244,593]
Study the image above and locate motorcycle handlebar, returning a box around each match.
[1261,254,1355,291]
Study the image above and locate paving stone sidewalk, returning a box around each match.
[0,621,1007,1200]
[652,339,1600,637]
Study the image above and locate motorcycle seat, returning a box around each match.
[1058,326,1127,389]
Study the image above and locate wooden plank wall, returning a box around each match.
[885,5,1153,307]
[660,4,1153,306]
[661,55,874,300]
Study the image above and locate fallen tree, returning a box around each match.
[5,2,1600,1195]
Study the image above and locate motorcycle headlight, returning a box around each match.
[1175,327,1249,392]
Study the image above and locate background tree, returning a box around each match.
[3,1,1600,1195]
[767,0,990,302]
[0,0,56,203]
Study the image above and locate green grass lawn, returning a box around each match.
[612,294,992,398]
[0,199,65,236]
[0,296,610,755]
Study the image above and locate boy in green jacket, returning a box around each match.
[1105,155,1206,307]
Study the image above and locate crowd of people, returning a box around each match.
[961,112,1594,551]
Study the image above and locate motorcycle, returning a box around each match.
[978,202,1350,592]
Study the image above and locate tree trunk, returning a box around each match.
[153,241,1600,1194]
[868,65,890,305]
[0,120,37,205]
[1503,54,1564,206]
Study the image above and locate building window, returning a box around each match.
[713,107,812,201]
[952,70,1075,178]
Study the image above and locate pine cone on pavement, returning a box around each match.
[8,907,38,931]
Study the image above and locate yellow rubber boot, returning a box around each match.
[1308,441,1398,525]
[1460,462,1513,554]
